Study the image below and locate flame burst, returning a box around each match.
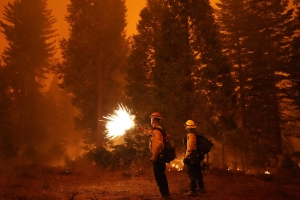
[103,104,135,140]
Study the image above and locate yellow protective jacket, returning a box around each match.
[144,125,164,161]
[185,132,197,158]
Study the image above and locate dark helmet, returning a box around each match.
[149,112,162,120]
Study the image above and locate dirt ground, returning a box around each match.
[0,163,300,200]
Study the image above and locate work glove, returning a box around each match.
[183,157,190,164]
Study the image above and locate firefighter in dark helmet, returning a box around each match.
[137,112,170,198]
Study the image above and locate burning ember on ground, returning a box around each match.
[167,158,184,172]
[103,104,135,140]
[170,163,183,171]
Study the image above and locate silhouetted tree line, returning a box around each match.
[0,0,299,171]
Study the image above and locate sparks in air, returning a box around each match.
[103,104,136,140]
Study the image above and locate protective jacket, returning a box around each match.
[185,132,197,158]
[144,125,164,161]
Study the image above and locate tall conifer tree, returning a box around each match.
[289,1,300,137]
[126,0,165,123]
[0,64,17,160]
[126,0,236,147]
[216,0,294,156]
[57,0,128,145]
[0,0,57,153]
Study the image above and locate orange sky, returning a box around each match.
[0,0,220,57]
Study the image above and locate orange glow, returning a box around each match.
[0,0,219,57]
[0,0,10,55]
[126,0,146,36]
[1,0,295,58]
[47,0,69,40]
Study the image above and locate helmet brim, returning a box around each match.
[149,116,162,120]
[186,125,196,128]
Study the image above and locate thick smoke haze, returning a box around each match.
[0,0,218,56]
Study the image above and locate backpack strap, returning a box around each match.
[191,132,199,155]
[152,126,168,143]
[152,126,165,135]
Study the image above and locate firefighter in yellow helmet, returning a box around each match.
[183,120,205,197]
[137,112,170,198]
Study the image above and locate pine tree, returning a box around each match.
[126,0,236,148]
[126,0,165,123]
[0,63,10,132]
[0,0,57,152]
[216,0,248,129]
[216,0,294,157]
[0,63,17,160]
[150,0,196,132]
[288,1,300,138]
[57,0,128,145]
[242,0,293,155]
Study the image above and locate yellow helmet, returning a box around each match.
[185,120,196,128]
[149,112,162,120]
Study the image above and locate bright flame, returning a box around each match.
[103,104,135,140]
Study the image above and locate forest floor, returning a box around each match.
[0,162,300,200]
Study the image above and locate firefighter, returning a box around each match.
[137,112,170,198]
[183,120,205,197]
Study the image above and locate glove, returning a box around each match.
[183,157,190,164]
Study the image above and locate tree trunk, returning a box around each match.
[97,66,103,147]
[222,132,226,169]
[239,143,245,173]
